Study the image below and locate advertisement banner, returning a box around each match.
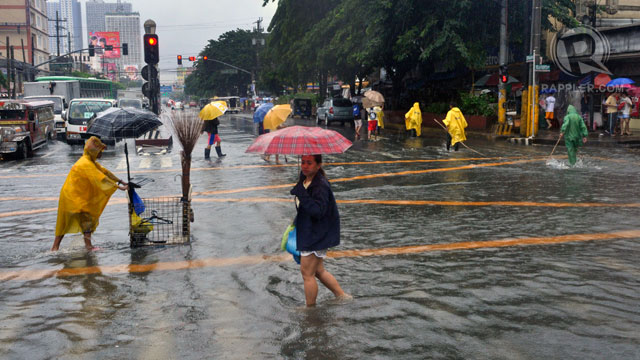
[123,65,139,81]
[88,31,121,59]
[105,63,118,81]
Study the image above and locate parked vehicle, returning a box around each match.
[23,95,67,140]
[0,100,55,159]
[216,96,241,113]
[316,97,354,126]
[64,98,117,145]
[118,98,143,109]
[293,98,312,119]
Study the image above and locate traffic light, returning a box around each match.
[122,43,128,56]
[499,65,508,84]
[203,55,208,61]
[177,55,183,65]
[143,34,159,65]
[188,56,196,61]
[88,44,95,57]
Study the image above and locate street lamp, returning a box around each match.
[144,19,156,35]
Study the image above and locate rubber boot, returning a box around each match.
[204,148,211,159]
[215,146,226,157]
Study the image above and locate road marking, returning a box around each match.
[1,230,638,282]
[138,158,151,169]
[5,196,639,219]
[116,159,127,170]
[0,156,533,179]
[161,157,172,168]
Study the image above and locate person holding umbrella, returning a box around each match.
[290,154,351,307]
[51,136,128,251]
[200,101,228,159]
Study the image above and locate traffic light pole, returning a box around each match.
[498,0,508,128]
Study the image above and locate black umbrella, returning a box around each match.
[87,107,162,139]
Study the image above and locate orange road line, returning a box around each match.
[1,230,638,282]
[194,158,545,196]
[0,156,529,180]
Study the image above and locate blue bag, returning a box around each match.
[131,189,145,215]
[282,225,301,264]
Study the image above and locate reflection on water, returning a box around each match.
[1,117,639,358]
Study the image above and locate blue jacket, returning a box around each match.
[290,173,340,251]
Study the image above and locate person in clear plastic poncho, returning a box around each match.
[51,136,128,251]
[560,105,588,166]
[404,102,422,137]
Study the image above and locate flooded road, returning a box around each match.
[1,113,639,359]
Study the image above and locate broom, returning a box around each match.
[164,110,202,200]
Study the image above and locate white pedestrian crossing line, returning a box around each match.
[161,157,172,168]
[138,158,152,169]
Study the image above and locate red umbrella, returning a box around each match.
[246,125,352,155]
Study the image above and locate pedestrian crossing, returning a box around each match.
[116,157,174,170]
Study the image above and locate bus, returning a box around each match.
[33,76,117,100]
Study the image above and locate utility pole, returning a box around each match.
[6,37,12,99]
[10,46,16,99]
[528,0,542,137]
[48,11,68,57]
[498,0,508,128]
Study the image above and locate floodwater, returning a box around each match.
[1,113,639,359]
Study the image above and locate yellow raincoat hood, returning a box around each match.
[443,107,468,146]
[404,102,422,136]
[55,136,119,236]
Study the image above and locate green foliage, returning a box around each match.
[278,93,320,107]
[0,72,7,88]
[185,29,257,97]
[459,92,496,117]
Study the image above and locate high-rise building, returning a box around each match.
[105,12,141,79]
[0,0,50,92]
[86,0,132,34]
[46,0,82,55]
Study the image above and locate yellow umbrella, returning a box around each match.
[263,104,292,130]
[199,101,228,121]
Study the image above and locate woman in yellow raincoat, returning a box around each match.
[404,102,422,137]
[443,102,468,151]
[52,136,128,251]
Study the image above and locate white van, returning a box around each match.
[64,98,116,145]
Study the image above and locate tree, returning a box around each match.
[185,29,257,97]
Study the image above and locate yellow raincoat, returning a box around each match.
[443,107,468,146]
[373,106,384,129]
[55,137,119,236]
[404,102,422,136]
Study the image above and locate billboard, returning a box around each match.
[123,65,139,81]
[88,31,121,59]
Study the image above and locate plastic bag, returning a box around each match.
[281,224,300,264]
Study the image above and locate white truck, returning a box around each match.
[23,81,81,139]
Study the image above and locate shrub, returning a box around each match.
[459,92,496,116]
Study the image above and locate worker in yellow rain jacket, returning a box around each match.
[404,102,422,137]
[52,136,128,251]
[443,102,468,151]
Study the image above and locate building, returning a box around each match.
[575,0,640,28]
[104,12,141,79]
[85,0,132,34]
[46,0,82,55]
[0,0,50,95]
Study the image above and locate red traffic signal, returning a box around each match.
[143,34,159,65]
[203,56,208,60]
[500,75,508,83]
[188,56,196,61]
[177,55,182,65]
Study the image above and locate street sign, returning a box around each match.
[160,85,172,93]
[220,69,238,74]
[535,64,551,72]
[526,55,543,64]
[141,65,158,81]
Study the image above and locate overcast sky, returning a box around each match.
[88,0,277,82]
